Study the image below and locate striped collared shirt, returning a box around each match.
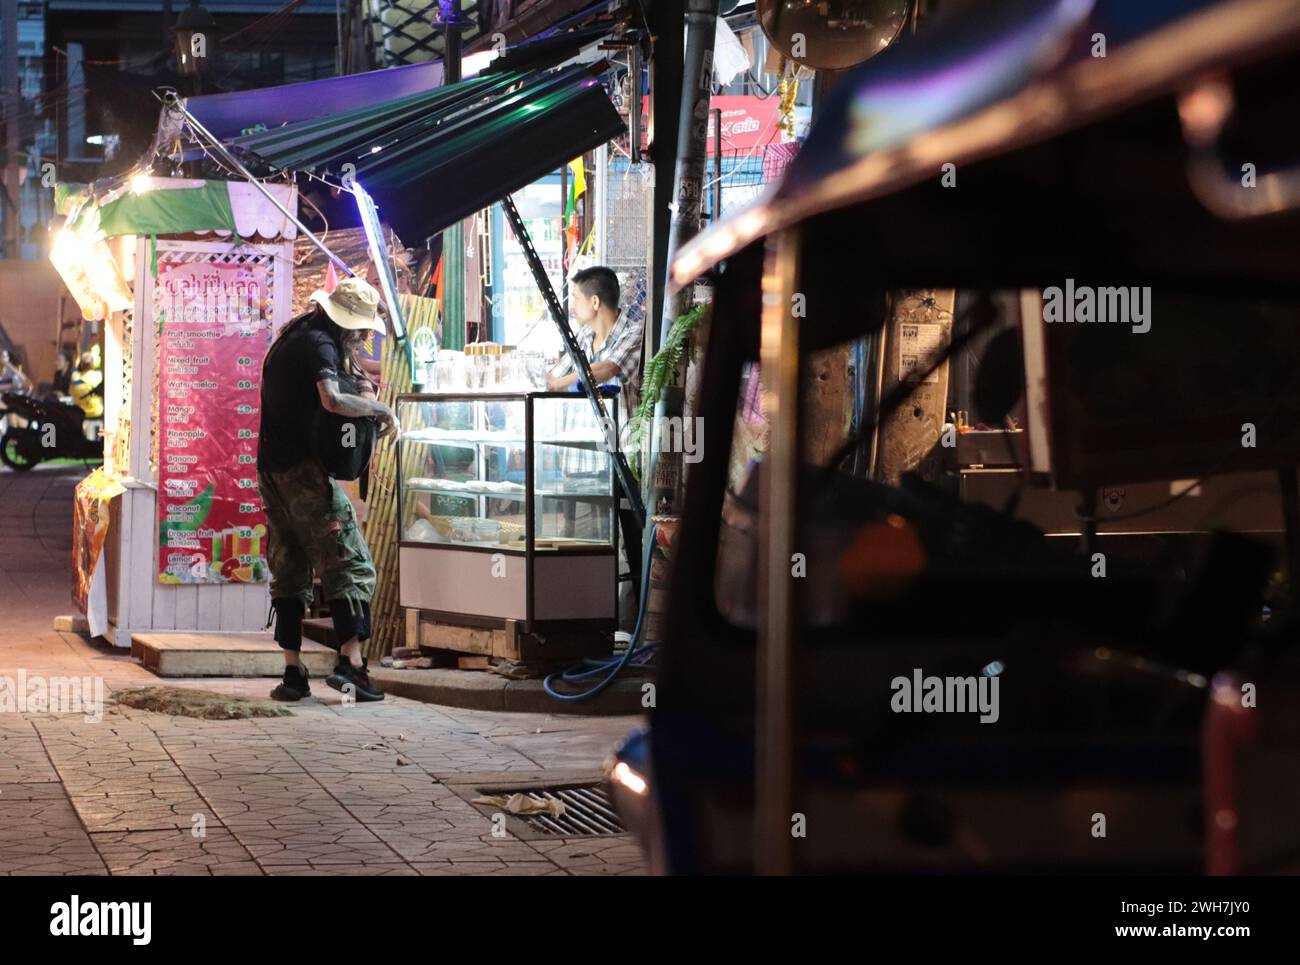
[549,310,644,422]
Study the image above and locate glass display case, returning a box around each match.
[396,392,619,630]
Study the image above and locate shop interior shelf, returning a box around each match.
[402,429,607,450]
[402,536,610,551]
[406,480,613,500]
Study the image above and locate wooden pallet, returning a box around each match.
[404,609,612,671]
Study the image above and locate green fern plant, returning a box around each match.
[626,302,710,478]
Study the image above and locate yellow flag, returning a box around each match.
[568,157,586,201]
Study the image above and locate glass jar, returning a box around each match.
[453,354,475,391]
[510,352,531,390]
[470,354,490,391]
[521,352,547,390]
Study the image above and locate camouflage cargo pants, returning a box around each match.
[258,459,376,612]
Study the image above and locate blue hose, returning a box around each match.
[543,523,657,702]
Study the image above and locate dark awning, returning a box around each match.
[224,62,624,241]
[481,23,613,75]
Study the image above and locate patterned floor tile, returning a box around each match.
[233,821,406,867]
[91,827,263,875]
[0,788,109,875]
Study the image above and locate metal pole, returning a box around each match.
[163,95,355,278]
[501,194,647,529]
[444,0,462,83]
[440,1,465,347]
[657,0,719,349]
[711,107,722,222]
[336,0,344,76]
[755,225,800,876]
[645,0,720,518]
[560,161,569,315]
[594,141,608,263]
[627,42,643,167]
[646,0,683,351]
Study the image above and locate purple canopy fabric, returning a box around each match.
[183,59,446,141]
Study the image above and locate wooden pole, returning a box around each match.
[362,292,440,659]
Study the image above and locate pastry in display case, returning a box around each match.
[396,392,620,646]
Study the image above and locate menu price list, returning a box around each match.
[156,260,271,585]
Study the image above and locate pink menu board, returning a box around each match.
[156,258,271,584]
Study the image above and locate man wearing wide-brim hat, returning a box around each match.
[258,275,399,702]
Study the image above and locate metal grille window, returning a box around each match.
[604,159,653,328]
[365,0,484,66]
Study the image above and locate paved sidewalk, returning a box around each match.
[0,466,647,875]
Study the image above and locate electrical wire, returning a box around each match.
[186,127,256,182]
[739,67,777,98]
[1196,483,1277,530]
[0,2,322,135]
[175,112,356,198]
[2,6,317,129]
[295,190,331,266]
[700,115,784,193]
[700,59,805,195]
[218,0,308,47]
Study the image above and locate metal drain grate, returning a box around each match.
[508,784,626,836]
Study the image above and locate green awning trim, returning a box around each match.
[97,181,237,238]
[55,182,89,216]
[60,180,240,240]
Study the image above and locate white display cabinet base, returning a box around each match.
[399,544,616,622]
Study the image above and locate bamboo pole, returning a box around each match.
[363,293,440,659]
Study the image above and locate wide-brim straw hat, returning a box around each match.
[310,276,386,334]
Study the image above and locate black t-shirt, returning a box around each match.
[257,312,341,473]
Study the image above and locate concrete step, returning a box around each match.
[52,614,90,635]
[368,666,648,715]
[131,632,338,678]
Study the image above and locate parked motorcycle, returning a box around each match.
[0,392,103,470]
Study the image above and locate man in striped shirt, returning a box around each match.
[546,266,643,424]
[545,267,643,571]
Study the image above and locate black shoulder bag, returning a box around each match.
[314,359,377,496]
